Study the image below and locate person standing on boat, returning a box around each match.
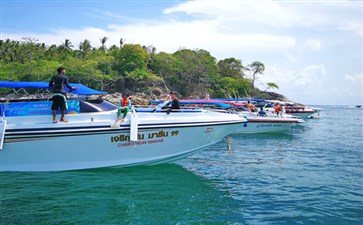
[118,93,132,122]
[49,66,77,123]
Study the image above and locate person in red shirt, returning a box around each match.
[117,93,132,122]
[274,103,283,115]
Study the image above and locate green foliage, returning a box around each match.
[214,77,251,98]
[266,82,279,90]
[172,49,219,96]
[30,60,62,81]
[0,62,27,81]
[149,52,180,92]
[218,57,244,79]
[0,38,274,98]
[245,61,265,88]
[149,52,178,77]
[113,44,150,75]
[0,60,59,81]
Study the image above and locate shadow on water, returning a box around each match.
[0,164,244,224]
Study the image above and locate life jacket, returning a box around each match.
[121,98,129,107]
[247,104,255,112]
[275,105,281,112]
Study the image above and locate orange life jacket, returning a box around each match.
[121,98,129,107]
[275,105,281,112]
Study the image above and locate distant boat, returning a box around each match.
[162,99,305,134]
[0,81,246,172]
[264,100,321,119]
[213,98,322,119]
[356,105,362,108]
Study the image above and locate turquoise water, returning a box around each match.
[1,106,362,224]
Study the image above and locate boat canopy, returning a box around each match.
[213,98,270,103]
[0,81,107,95]
[179,100,236,109]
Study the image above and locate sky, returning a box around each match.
[1,0,362,105]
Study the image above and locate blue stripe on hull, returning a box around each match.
[4,120,245,142]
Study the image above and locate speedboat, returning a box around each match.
[0,81,246,172]
[209,98,320,119]
[158,99,305,134]
[233,111,305,133]
[264,100,320,119]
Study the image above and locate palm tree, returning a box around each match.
[58,39,74,53]
[100,36,108,51]
[79,39,92,58]
[46,44,59,59]
[245,61,265,89]
[120,38,125,48]
[263,82,279,92]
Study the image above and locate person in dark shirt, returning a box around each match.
[49,66,77,123]
[169,91,180,110]
[257,107,267,116]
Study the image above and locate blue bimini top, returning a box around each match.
[0,81,107,95]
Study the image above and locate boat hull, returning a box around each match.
[233,117,304,134]
[234,121,294,133]
[286,111,316,119]
[0,111,244,171]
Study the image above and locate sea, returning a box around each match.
[1,105,362,225]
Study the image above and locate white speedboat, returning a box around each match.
[0,82,246,172]
[167,99,305,134]
[265,100,320,119]
[233,111,305,134]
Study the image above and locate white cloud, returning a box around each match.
[258,64,363,105]
[302,39,321,51]
[2,0,361,104]
[163,0,360,31]
[339,20,363,37]
[344,73,363,82]
[164,0,298,28]
[257,64,328,103]
[3,17,296,59]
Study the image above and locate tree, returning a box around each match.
[172,49,219,97]
[264,82,279,92]
[45,44,59,60]
[218,57,244,79]
[213,77,251,98]
[149,52,179,92]
[0,37,277,100]
[111,44,152,91]
[79,39,92,58]
[113,44,150,74]
[245,61,265,88]
[119,38,125,48]
[126,69,161,93]
[100,36,108,52]
[59,39,74,53]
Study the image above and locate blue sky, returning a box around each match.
[1,0,362,105]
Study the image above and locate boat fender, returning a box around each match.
[243,116,248,127]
